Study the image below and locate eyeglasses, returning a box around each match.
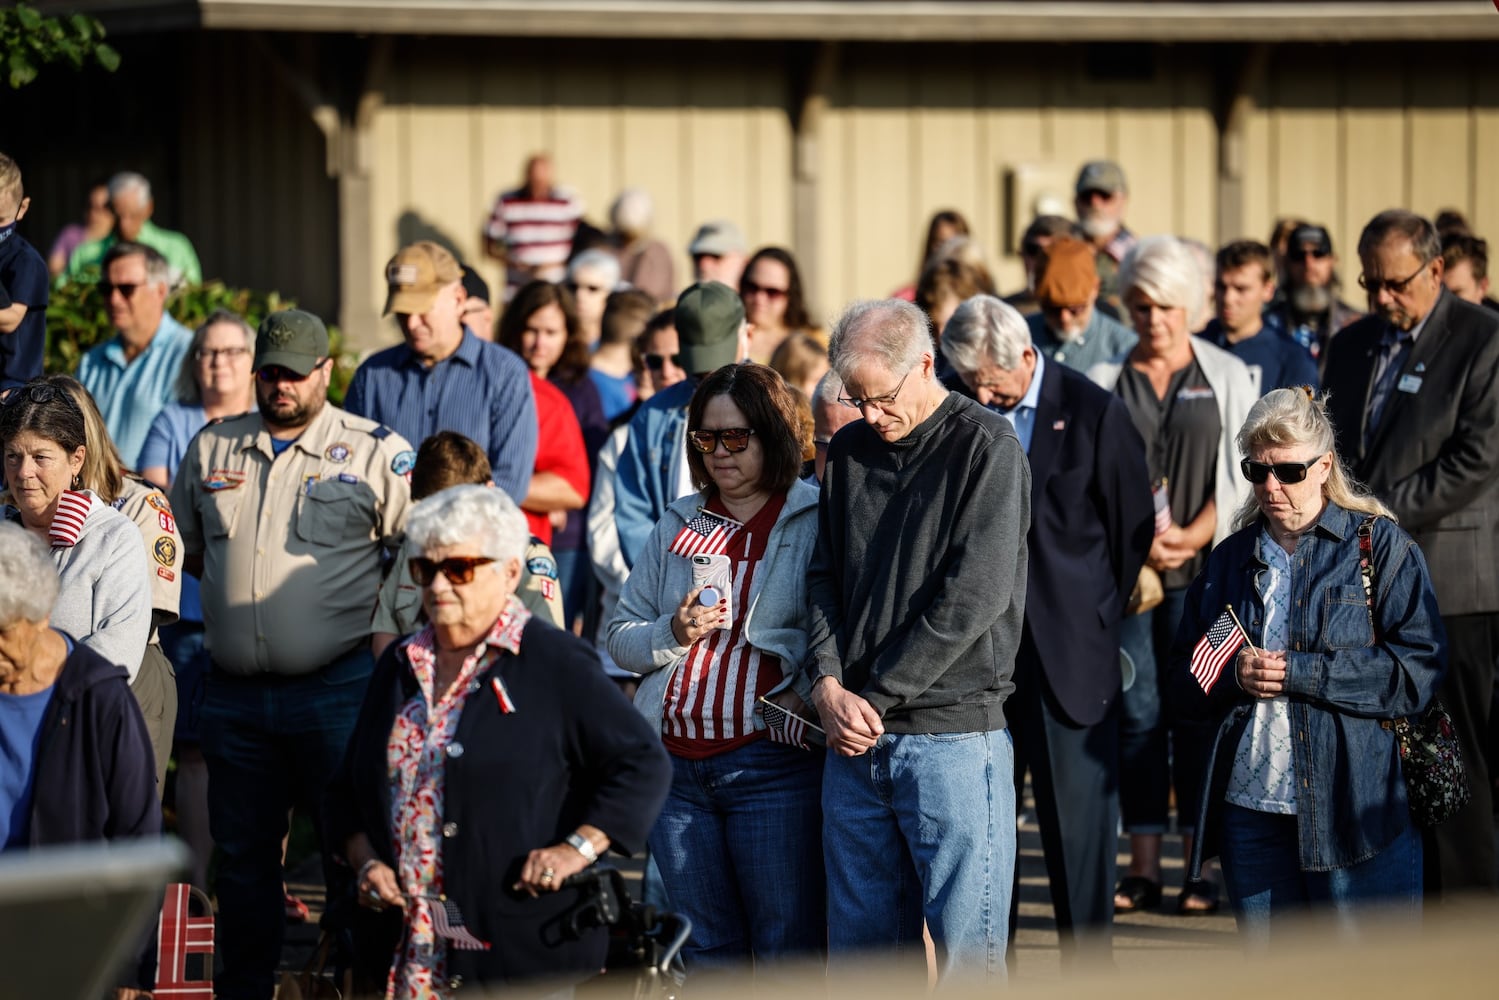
[837,368,913,412]
[1240,455,1325,485]
[1291,248,1330,261]
[196,347,251,364]
[742,282,788,300]
[644,352,682,372]
[688,427,755,454]
[255,359,327,383]
[98,281,142,299]
[409,555,496,587]
[1358,260,1432,297]
[0,383,82,413]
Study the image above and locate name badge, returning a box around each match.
[1397,374,1423,394]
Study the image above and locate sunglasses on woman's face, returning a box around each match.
[409,555,495,587]
[688,427,755,454]
[1240,456,1324,485]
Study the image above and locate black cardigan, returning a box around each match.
[324,617,670,991]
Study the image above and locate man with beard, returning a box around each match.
[1073,161,1137,314]
[1274,223,1364,364]
[1025,236,1137,374]
[171,309,413,999]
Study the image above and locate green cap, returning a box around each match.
[255,309,329,376]
[674,281,744,375]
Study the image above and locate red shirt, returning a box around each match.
[525,373,590,544]
[662,492,788,759]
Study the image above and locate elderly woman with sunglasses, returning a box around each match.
[1166,388,1444,944]
[608,362,825,975]
[327,484,669,999]
[0,379,152,719]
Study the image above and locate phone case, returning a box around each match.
[690,553,732,629]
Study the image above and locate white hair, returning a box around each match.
[610,188,654,239]
[940,294,1031,374]
[810,368,845,412]
[0,523,59,624]
[108,171,151,208]
[828,299,931,384]
[405,485,529,566]
[1118,235,1208,331]
[568,249,621,289]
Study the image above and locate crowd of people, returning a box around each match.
[0,142,1496,999]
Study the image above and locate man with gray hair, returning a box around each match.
[807,297,1029,982]
[65,171,202,286]
[809,368,858,483]
[942,294,1153,965]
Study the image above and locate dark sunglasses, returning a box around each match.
[644,352,682,372]
[1358,260,1431,297]
[1020,242,1045,257]
[742,282,787,300]
[688,427,755,454]
[0,383,82,412]
[1240,455,1325,485]
[98,281,142,299]
[255,359,327,383]
[409,555,496,587]
[1291,248,1330,261]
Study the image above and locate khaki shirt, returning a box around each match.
[113,475,183,642]
[171,404,414,676]
[373,535,565,636]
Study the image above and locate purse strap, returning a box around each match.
[1357,514,1379,639]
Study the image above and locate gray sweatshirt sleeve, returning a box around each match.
[606,514,691,675]
[859,433,1030,716]
[80,520,154,680]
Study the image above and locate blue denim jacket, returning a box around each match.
[1167,501,1447,873]
[614,377,696,569]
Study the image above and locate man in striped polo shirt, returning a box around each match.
[482,153,584,302]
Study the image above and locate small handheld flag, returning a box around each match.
[1152,479,1172,536]
[758,696,826,749]
[428,896,491,951]
[669,508,740,558]
[1190,607,1248,694]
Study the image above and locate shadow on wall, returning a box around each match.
[395,211,464,261]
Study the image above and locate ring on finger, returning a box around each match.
[689,617,698,627]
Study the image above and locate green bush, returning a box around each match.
[47,275,357,404]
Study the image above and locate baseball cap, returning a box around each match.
[1289,224,1333,255]
[1075,160,1128,197]
[460,264,491,305]
[687,220,747,258]
[255,310,329,376]
[384,241,463,316]
[674,281,745,375]
[1034,238,1100,307]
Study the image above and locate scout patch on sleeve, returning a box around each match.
[147,494,172,513]
[391,450,418,477]
[527,555,559,580]
[153,536,178,567]
[157,567,175,582]
[203,470,246,492]
[158,511,176,534]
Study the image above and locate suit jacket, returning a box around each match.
[950,364,1154,726]
[1322,288,1499,616]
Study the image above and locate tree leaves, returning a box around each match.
[2,2,119,89]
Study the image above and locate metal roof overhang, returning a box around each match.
[44,1,1499,42]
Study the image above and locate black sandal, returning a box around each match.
[1177,877,1220,915]
[1114,875,1163,913]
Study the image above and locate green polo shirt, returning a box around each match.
[64,219,202,286]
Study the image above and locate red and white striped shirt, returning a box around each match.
[661,494,786,758]
[483,186,584,294]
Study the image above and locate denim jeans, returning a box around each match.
[823,730,1014,983]
[160,620,209,744]
[200,646,374,1000]
[1118,587,1211,834]
[1219,803,1423,949]
[648,738,825,972]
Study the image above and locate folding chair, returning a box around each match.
[155,882,215,1000]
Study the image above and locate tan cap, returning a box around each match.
[384,241,463,316]
[1034,238,1101,308]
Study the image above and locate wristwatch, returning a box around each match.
[565,832,598,864]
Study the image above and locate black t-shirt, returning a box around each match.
[0,234,48,389]
[1117,356,1221,589]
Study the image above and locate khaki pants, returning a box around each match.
[130,642,178,800]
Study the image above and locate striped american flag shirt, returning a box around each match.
[483,186,584,295]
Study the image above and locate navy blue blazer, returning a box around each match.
[951,363,1154,726]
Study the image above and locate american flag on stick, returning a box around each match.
[1152,479,1172,536]
[668,508,740,558]
[427,896,491,951]
[759,696,826,749]
[1190,607,1248,695]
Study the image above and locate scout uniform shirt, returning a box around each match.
[113,475,183,643]
[171,404,414,676]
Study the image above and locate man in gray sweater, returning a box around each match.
[807,298,1030,982]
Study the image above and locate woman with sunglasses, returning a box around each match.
[607,362,825,976]
[326,484,669,998]
[1166,387,1443,943]
[1088,235,1257,917]
[739,246,822,365]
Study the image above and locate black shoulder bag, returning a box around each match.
[1359,515,1471,827]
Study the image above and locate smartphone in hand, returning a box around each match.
[690,553,732,630]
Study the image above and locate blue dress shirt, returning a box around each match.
[76,314,193,467]
[343,330,538,503]
[997,352,1045,454]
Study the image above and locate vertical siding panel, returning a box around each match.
[618,66,687,289]
[1175,71,1217,245]
[844,57,914,300]
[913,60,982,293]
[1267,63,1340,234]
[1407,62,1473,222]
[553,63,617,229]
[1472,59,1499,243]
[751,68,793,274]
[1340,58,1407,258]
[1241,71,1274,247]
[983,61,1046,293]
[818,87,849,317]
[402,55,476,265]
[684,60,753,249]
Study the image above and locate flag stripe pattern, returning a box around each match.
[1152,482,1172,536]
[49,489,94,547]
[155,882,214,999]
[760,698,825,749]
[431,897,491,951]
[668,510,738,558]
[1191,610,1247,694]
